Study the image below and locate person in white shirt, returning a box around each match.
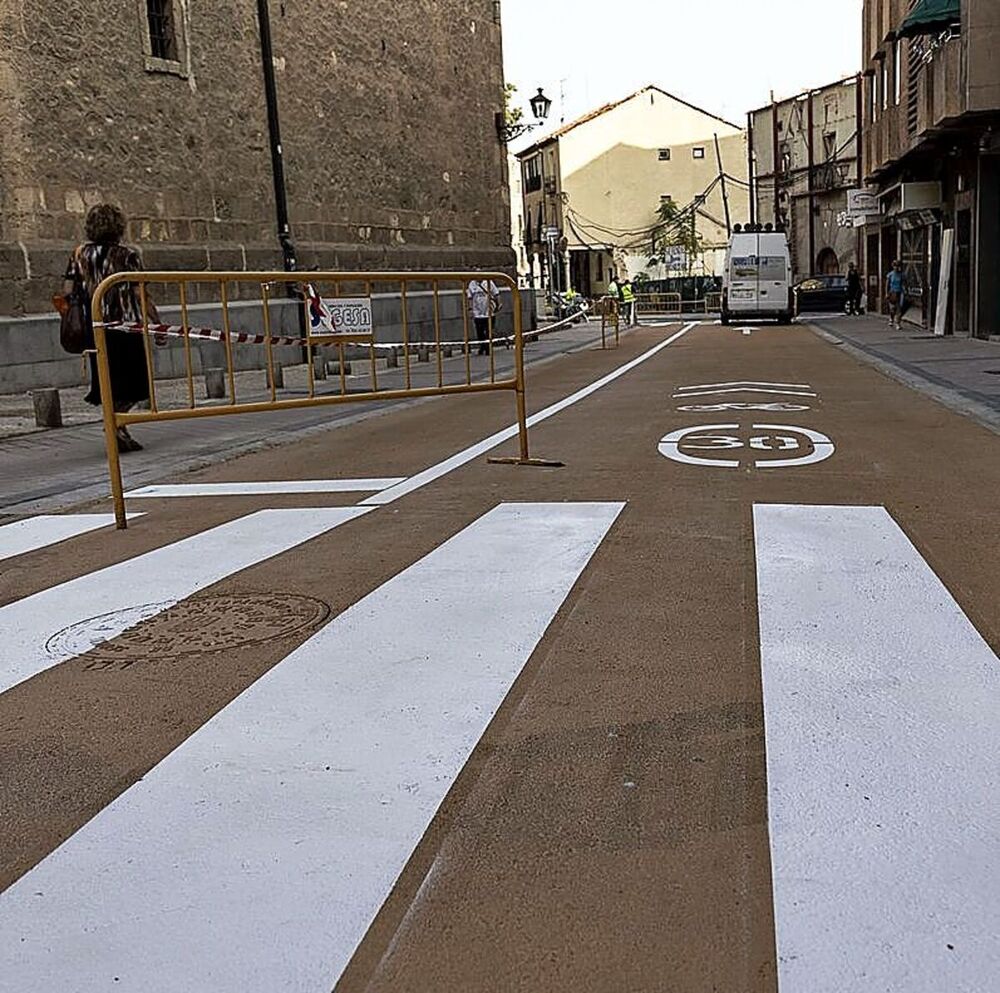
[467,279,501,355]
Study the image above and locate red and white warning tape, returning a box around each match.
[96,309,593,352]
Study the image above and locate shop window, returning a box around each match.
[658,148,671,161]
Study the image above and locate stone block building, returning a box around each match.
[0,0,513,322]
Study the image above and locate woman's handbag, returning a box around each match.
[54,249,92,354]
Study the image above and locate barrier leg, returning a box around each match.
[94,323,128,530]
[487,288,564,470]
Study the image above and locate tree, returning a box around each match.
[653,198,704,273]
[504,83,524,128]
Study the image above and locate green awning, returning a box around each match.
[898,0,961,39]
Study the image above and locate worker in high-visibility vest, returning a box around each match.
[621,279,637,327]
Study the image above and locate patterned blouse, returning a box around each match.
[65,242,145,323]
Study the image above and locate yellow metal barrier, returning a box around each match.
[636,293,682,316]
[92,270,553,529]
[598,296,620,349]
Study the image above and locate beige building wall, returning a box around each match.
[557,89,748,279]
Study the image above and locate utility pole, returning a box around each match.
[747,112,756,226]
[256,0,297,274]
[715,133,732,236]
[771,94,781,227]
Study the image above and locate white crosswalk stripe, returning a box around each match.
[754,504,1000,992]
[0,514,143,564]
[0,502,624,992]
[0,507,371,698]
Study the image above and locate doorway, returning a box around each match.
[954,209,972,335]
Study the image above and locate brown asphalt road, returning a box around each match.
[0,320,997,992]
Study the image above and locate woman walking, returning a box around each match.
[63,204,151,451]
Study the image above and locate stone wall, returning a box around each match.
[0,0,514,319]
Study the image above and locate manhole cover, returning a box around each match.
[46,593,331,670]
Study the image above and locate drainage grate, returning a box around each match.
[46,593,331,670]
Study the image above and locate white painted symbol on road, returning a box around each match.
[677,402,811,413]
[659,424,836,470]
[673,381,817,399]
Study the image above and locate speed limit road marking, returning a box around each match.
[658,424,836,470]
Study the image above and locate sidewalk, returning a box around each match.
[0,320,614,517]
[809,314,1000,433]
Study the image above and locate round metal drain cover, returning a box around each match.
[46,593,331,669]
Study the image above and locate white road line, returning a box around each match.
[676,380,813,391]
[0,501,624,992]
[364,322,697,507]
[0,507,371,698]
[0,514,143,563]
[671,387,817,399]
[754,504,1000,992]
[125,479,406,498]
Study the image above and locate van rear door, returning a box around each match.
[728,233,761,314]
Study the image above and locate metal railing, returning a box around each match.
[92,270,547,528]
[636,292,682,315]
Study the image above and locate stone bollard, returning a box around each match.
[326,359,352,377]
[205,368,226,399]
[417,344,430,363]
[313,357,327,380]
[386,348,398,369]
[443,345,453,358]
[32,389,62,429]
[267,363,284,390]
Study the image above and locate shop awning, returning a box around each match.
[898,0,961,39]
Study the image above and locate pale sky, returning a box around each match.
[502,0,863,147]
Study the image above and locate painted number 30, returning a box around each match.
[658,424,836,469]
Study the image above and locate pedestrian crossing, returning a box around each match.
[0,497,997,991]
[0,502,624,992]
[755,505,1000,991]
[0,507,371,697]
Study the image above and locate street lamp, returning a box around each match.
[497,86,552,144]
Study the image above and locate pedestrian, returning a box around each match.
[621,278,638,327]
[62,204,152,452]
[885,260,906,329]
[467,277,501,356]
[846,262,864,315]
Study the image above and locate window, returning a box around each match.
[138,0,187,74]
[660,194,673,203]
[693,147,706,159]
[881,61,889,110]
[658,148,671,161]
[523,156,542,193]
[146,0,177,60]
[823,133,837,160]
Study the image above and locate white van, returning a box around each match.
[721,225,794,324]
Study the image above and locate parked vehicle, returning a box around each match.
[793,275,850,314]
[721,225,794,324]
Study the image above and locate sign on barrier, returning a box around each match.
[306,287,374,338]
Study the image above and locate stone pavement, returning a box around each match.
[810,313,1000,432]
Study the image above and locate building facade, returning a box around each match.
[751,77,862,281]
[861,0,1000,336]
[516,87,749,298]
[0,0,513,320]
